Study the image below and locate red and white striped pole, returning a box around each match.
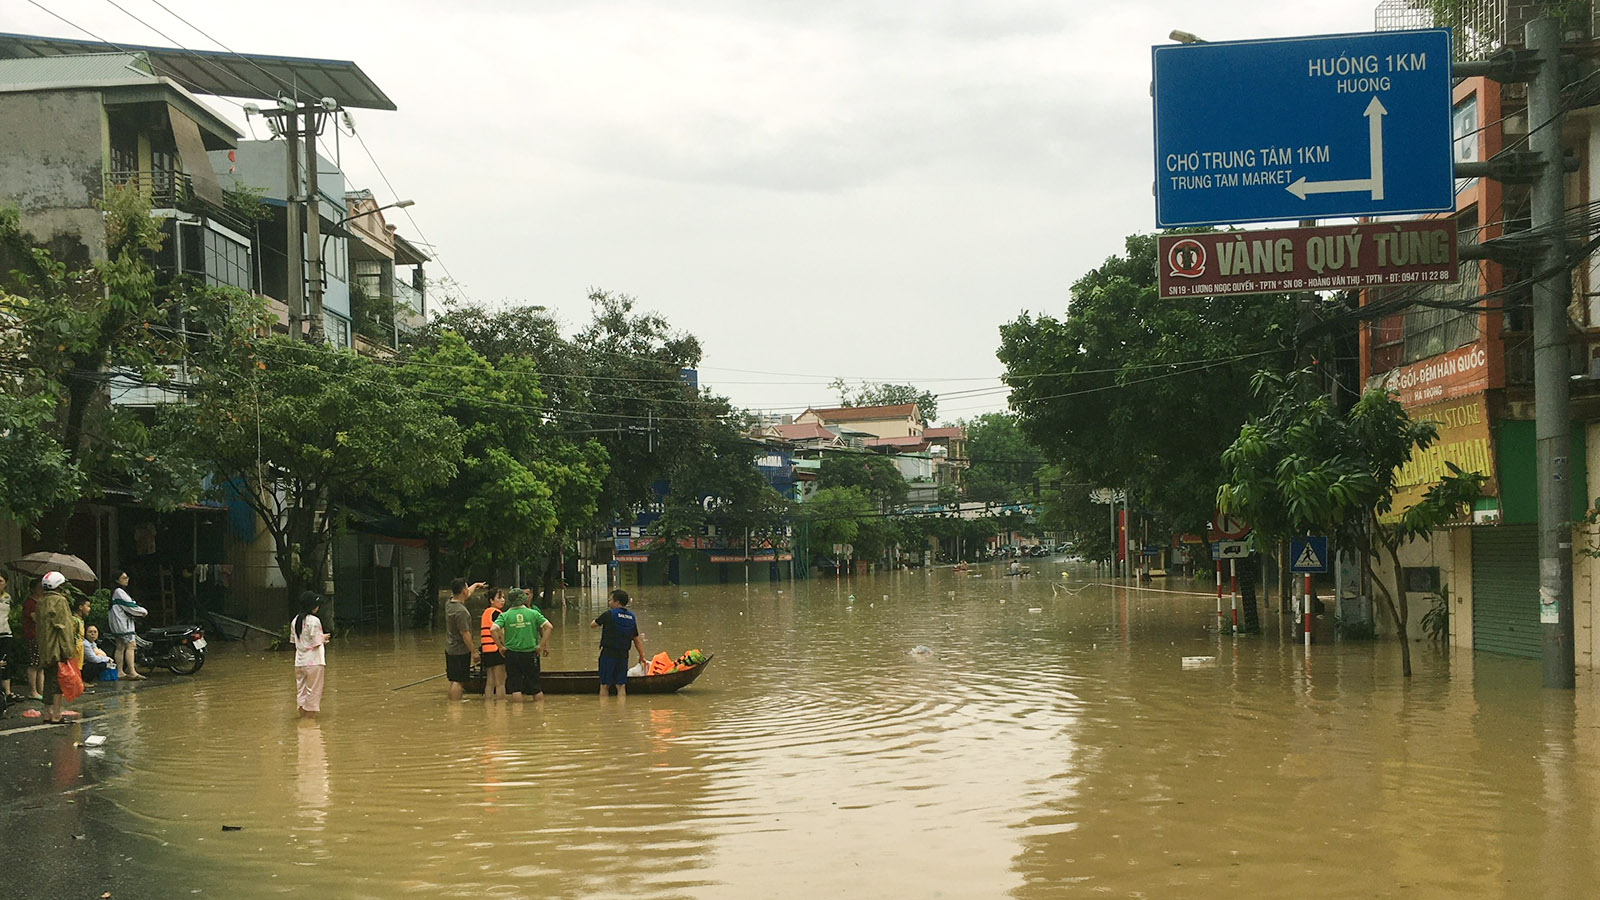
[1215,559,1223,631]
[1229,559,1238,634]
[1303,573,1312,648]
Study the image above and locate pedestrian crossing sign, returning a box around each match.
[1290,536,1329,573]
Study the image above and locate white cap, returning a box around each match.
[41,571,67,590]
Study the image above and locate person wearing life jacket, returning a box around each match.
[479,588,508,701]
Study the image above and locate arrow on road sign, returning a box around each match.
[1286,96,1387,201]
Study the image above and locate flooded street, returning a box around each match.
[44,564,1600,898]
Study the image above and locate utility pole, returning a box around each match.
[1526,18,1575,688]
[304,103,326,344]
[1455,17,1575,687]
[284,110,303,340]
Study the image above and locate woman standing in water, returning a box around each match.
[291,592,330,718]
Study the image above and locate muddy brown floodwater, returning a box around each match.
[72,564,1600,898]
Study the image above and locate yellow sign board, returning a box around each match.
[1387,393,1496,519]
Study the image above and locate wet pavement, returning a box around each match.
[1,677,176,900]
[6,564,1600,899]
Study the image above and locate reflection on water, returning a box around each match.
[81,566,1600,898]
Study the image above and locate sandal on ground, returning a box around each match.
[21,708,41,718]
[60,710,81,719]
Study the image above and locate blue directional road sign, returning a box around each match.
[1290,536,1330,573]
[1153,29,1455,227]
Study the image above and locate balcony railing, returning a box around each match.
[105,169,194,209]
[392,276,423,312]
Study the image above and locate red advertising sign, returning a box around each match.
[1157,220,1458,299]
[1374,342,1489,407]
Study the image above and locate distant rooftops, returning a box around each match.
[769,422,839,442]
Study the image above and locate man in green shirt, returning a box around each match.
[491,589,553,702]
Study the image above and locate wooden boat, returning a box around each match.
[465,655,713,695]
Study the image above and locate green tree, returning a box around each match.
[961,412,1043,503]
[0,192,266,540]
[173,337,463,609]
[1217,372,1481,676]
[827,379,938,421]
[802,486,877,560]
[398,332,606,573]
[997,232,1300,536]
[818,452,909,506]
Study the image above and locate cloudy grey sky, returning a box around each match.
[12,0,1380,422]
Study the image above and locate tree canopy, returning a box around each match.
[997,232,1300,535]
[0,193,265,540]
[172,337,463,608]
[960,412,1043,503]
[1218,371,1482,675]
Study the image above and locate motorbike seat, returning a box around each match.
[144,625,194,637]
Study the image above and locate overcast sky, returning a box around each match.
[12,0,1381,422]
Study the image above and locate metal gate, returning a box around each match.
[1470,525,1540,658]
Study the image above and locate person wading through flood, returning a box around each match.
[291,592,331,718]
[591,589,646,698]
[479,588,508,701]
[444,579,485,701]
[492,588,552,702]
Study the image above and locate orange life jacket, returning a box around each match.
[480,607,501,652]
[647,652,674,675]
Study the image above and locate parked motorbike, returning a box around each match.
[135,625,208,675]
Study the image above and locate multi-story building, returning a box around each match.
[1367,1,1600,668]
[344,189,429,353]
[0,34,426,631]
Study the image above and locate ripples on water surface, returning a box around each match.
[76,566,1600,898]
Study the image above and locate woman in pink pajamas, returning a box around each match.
[291,591,330,718]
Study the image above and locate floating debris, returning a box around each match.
[909,645,934,658]
[1181,656,1218,668]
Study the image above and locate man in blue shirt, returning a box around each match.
[591,589,646,697]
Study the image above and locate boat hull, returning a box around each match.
[465,655,713,695]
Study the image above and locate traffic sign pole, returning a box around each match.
[1215,559,1223,631]
[1304,574,1313,648]
[1230,560,1238,635]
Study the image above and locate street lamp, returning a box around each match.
[1169,30,1205,44]
[336,198,414,228]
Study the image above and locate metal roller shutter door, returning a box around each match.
[1471,525,1540,658]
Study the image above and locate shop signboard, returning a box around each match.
[1386,392,1497,519]
[1157,220,1457,298]
[1374,342,1489,407]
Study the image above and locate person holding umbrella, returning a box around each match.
[8,553,100,698]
